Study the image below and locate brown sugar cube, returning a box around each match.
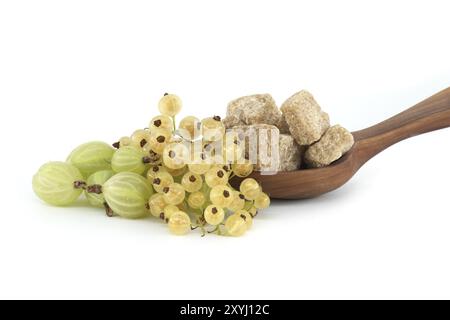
[277,114,291,134]
[304,125,354,168]
[224,113,289,133]
[222,115,244,129]
[278,134,302,171]
[227,94,282,126]
[232,125,302,172]
[280,90,330,146]
[232,124,280,172]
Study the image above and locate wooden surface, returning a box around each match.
[233,87,450,199]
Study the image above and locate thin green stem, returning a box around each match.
[207,226,218,234]
[227,182,234,189]
[172,116,176,132]
[196,218,206,237]
[199,202,206,214]
[244,200,254,211]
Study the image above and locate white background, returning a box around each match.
[1,0,449,299]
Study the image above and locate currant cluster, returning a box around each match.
[32,94,270,236]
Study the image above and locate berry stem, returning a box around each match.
[104,202,114,217]
[194,217,207,237]
[142,156,152,164]
[172,116,176,132]
[217,225,222,236]
[73,181,87,190]
[86,184,103,194]
[244,201,253,211]
[207,226,218,234]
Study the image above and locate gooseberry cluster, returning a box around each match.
[32,94,271,236]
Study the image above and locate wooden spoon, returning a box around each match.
[234,87,450,199]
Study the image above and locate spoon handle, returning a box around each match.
[352,87,450,166]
